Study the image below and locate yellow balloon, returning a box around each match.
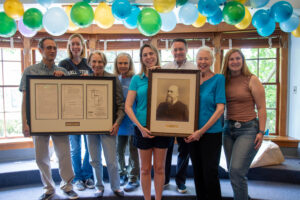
[4,0,24,20]
[95,2,115,29]
[192,13,207,28]
[235,6,251,30]
[154,0,176,13]
[232,0,248,4]
[292,23,300,37]
[65,5,79,31]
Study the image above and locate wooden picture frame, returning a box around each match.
[26,76,116,135]
[147,69,200,137]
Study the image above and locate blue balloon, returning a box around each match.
[252,9,272,29]
[112,0,132,20]
[179,3,198,25]
[270,1,293,22]
[207,8,223,25]
[280,14,300,32]
[160,11,177,32]
[43,7,69,36]
[124,6,140,29]
[37,0,53,8]
[257,18,276,37]
[217,0,226,4]
[198,0,219,17]
[249,0,270,8]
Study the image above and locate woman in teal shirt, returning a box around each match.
[185,46,226,200]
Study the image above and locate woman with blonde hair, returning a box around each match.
[221,49,266,200]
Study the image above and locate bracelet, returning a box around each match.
[258,130,265,135]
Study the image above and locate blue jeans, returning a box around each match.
[223,119,259,200]
[87,134,120,191]
[69,135,93,182]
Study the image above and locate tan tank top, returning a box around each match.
[225,75,257,122]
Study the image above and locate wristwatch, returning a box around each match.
[258,130,265,135]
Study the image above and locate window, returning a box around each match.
[0,48,23,138]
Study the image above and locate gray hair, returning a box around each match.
[196,46,215,63]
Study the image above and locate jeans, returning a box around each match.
[223,119,259,200]
[69,135,93,182]
[87,134,120,191]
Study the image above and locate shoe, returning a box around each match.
[85,178,95,189]
[74,180,85,191]
[94,190,104,198]
[63,190,79,199]
[38,193,55,200]
[120,175,128,186]
[177,184,187,193]
[124,181,140,192]
[114,189,125,197]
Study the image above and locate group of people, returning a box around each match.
[20,35,266,200]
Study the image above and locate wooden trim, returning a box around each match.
[264,136,300,148]
[213,32,222,73]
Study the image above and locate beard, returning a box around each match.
[166,96,174,104]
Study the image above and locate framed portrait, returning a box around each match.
[26,76,116,135]
[147,69,200,137]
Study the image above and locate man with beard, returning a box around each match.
[156,85,188,122]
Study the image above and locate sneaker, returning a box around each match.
[74,180,85,191]
[124,181,140,192]
[177,184,187,193]
[63,190,79,199]
[120,175,128,186]
[94,189,104,198]
[85,178,95,189]
[38,193,55,200]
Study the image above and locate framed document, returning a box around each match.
[147,69,200,137]
[26,76,116,135]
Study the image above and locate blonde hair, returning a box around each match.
[67,33,86,59]
[113,52,135,77]
[87,50,107,67]
[139,44,160,75]
[221,49,252,83]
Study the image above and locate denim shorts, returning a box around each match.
[133,126,172,150]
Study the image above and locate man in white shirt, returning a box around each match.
[162,39,196,194]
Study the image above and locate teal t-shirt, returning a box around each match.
[199,74,226,133]
[128,73,148,126]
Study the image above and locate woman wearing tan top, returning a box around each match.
[221,49,266,200]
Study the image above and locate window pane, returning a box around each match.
[161,49,173,63]
[36,51,42,63]
[0,62,3,85]
[133,50,140,62]
[105,51,116,63]
[246,60,258,75]
[5,112,22,137]
[259,59,276,83]
[134,62,141,74]
[259,48,276,59]
[105,63,114,73]
[0,113,4,138]
[3,48,21,61]
[0,87,3,112]
[264,85,276,109]
[186,49,194,62]
[4,87,22,112]
[55,49,68,64]
[3,62,22,85]
[242,48,258,59]
[266,109,276,134]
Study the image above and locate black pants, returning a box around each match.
[189,132,222,200]
[165,137,189,186]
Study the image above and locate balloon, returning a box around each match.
[270,1,293,23]
[217,0,226,4]
[179,3,198,25]
[198,0,219,17]
[235,6,252,29]
[249,0,270,8]
[223,1,245,25]
[0,12,17,38]
[18,17,37,37]
[124,6,141,29]
[154,0,176,13]
[23,8,43,31]
[257,18,275,37]
[112,0,132,20]
[160,11,177,32]
[43,7,69,36]
[192,13,207,28]
[233,0,248,4]
[176,0,188,6]
[65,5,79,31]
[37,0,53,8]
[137,8,161,36]
[292,23,300,37]
[280,14,300,33]
[4,0,24,20]
[207,8,223,25]
[252,9,271,29]
[95,2,115,29]
[70,2,94,28]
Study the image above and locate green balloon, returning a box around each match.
[70,2,94,28]
[0,12,17,38]
[176,0,188,6]
[223,1,245,25]
[23,8,43,31]
[137,8,161,37]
